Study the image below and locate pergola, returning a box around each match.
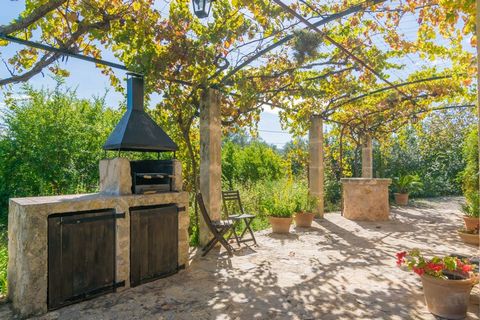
[1,0,478,245]
[193,0,479,244]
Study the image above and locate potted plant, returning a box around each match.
[392,174,423,206]
[461,192,479,232]
[293,194,317,228]
[396,249,478,319]
[457,227,479,246]
[262,187,294,233]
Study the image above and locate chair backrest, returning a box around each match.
[196,193,217,234]
[222,190,245,217]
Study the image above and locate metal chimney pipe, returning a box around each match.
[127,73,144,111]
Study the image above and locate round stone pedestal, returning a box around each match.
[341,178,392,221]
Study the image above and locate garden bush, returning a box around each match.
[461,126,479,216]
[0,84,120,223]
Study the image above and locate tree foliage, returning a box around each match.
[461,126,479,216]
[222,139,285,189]
[0,83,120,220]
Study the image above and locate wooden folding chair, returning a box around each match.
[196,193,235,256]
[222,190,257,246]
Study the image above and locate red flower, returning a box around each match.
[413,267,425,276]
[456,259,473,273]
[396,251,407,266]
[426,262,443,272]
[461,264,473,273]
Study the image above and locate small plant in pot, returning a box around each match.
[457,227,479,246]
[392,174,423,206]
[461,192,479,232]
[396,249,478,319]
[262,187,294,234]
[293,194,318,228]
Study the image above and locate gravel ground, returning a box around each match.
[1,197,478,320]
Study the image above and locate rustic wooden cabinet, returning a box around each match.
[130,204,178,287]
[48,209,117,310]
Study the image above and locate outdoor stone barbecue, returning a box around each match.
[8,158,189,317]
[7,74,190,317]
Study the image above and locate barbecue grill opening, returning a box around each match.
[130,160,177,194]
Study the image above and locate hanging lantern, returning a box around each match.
[192,0,212,18]
[411,114,419,124]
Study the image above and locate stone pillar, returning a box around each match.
[361,135,373,178]
[199,88,222,246]
[308,115,324,218]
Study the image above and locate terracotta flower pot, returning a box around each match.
[463,216,480,232]
[294,212,314,227]
[394,193,409,206]
[458,231,479,246]
[421,274,476,319]
[268,216,293,233]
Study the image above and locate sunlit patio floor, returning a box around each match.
[1,197,479,319]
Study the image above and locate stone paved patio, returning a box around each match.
[1,197,479,319]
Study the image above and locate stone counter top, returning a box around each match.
[341,178,392,185]
[10,191,188,211]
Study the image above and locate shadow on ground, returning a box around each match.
[0,197,478,319]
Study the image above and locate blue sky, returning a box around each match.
[0,1,293,147]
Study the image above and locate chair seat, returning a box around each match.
[230,214,255,220]
[212,219,235,227]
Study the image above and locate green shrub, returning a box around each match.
[0,84,120,221]
[0,230,7,296]
[292,182,318,213]
[462,192,479,218]
[222,140,285,187]
[392,174,424,194]
[461,127,479,218]
[259,179,295,218]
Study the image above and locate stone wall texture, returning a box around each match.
[8,191,189,318]
[341,178,391,221]
[99,158,132,195]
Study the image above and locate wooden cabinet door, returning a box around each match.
[130,204,178,287]
[48,209,116,310]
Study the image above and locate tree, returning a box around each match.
[0,0,154,86]
[221,139,285,187]
[0,82,120,221]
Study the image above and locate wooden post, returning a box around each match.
[308,115,324,218]
[199,88,222,246]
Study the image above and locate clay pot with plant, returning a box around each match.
[293,194,318,228]
[396,249,478,319]
[461,192,479,232]
[262,186,294,234]
[392,174,423,206]
[457,228,479,246]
